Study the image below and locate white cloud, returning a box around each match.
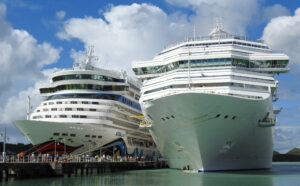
[165,0,260,35]
[263,4,290,21]
[58,3,189,74]
[56,10,66,20]
[275,126,300,153]
[0,3,61,143]
[58,1,262,74]
[263,8,300,71]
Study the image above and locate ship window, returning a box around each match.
[62,133,68,136]
[82,101,89,104]
[56,101,62,104]
[161,118,165,121]
[77,108,84,111]
[92,135,96,138]
[65,108,72,111]
[48,102,54,105]
[37,110,40,112]
[45,115,51,118]
[216,114,220,118]
[232,116,236,120]
[171,115,175,118]
[51,108,57,111]
[70,134,76,137]
[92,102,99,105]
[85,135,90,138]
[43,103,47,105]
[98,136,102,138]
[71,101,77,104]
[43,109,49,112]
[59,115,67,118]
[33,116,37,119]
[53,133,59,136]
[166,117,170,120]
[89,108,96,111]
[72,115,79,118]
[80,115,87,118]
[224,115,228,119]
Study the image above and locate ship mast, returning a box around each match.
[27,96,31,120]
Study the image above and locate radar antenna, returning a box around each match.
[209,17,229,37]
[74,45,98,70]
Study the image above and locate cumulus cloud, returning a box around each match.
[56,10,66,20]
[0,3,60,142]
[58,1,262,74]
[263,4,290,21]
[275,126,300,153]
[0,69,54,143]
[263,8,300,70]
[58,3,189,73]
[165,0,260,35]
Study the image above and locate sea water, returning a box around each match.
[2,162,300,186]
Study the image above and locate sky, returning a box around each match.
[0,0,299,153]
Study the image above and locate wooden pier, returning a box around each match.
[0,160,168,180]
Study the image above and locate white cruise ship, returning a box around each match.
[14,47,158,158]
[132,24,289,171]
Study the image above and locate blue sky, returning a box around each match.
[0,0,299,153]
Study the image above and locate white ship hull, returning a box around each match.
[142,93,274,171]
[14,120,155,156]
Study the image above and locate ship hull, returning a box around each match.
[142,93,274,171]
[13,120,154,156]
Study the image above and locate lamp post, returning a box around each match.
[2,128,6,163]
[54,139,56,160]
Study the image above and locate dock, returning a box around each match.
[0,159,168,180]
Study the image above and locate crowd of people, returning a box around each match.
[0,152,156,163]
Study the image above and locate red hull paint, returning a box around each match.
[35,141,83,155]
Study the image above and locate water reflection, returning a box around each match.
[2,163,300,186]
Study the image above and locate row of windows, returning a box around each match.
[33,115,108,119]
[40,84,129,94]
[45,93,141,111]
[158,40,269,56]
[133,58,289,76]
[43,100,102,106]
[144,82,268,95]
[53,132,102,139]
[52,74,124,83]
[38,107,102,112]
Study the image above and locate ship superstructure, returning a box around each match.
[14,47,158,158]
[132,24,289,171]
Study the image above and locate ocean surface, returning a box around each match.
[2,162,300,186]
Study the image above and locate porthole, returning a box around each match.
[166,117,170,120]
[224,115,228,119]
[161,118,165,121]
[171,115,175,118]
[232,116,236,120]
[216,114,220,118]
